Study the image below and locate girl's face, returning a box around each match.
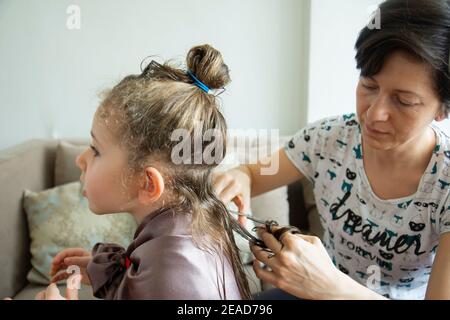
[76,115,137,214]
[356,50,445,151]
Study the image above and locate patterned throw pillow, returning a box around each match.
[23,181,137,285]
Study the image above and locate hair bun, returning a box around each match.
[186,44,231,90]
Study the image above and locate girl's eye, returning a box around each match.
[90,145,100,157]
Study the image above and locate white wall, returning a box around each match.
[307,0,450,133]
[0,0,311,150]
[308,0,383,123]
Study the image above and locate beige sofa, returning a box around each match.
[0,138,321,299]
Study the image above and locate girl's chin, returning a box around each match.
[86,203,107,215]
[87,203,124,215]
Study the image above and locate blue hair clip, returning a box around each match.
[187,70,210,93]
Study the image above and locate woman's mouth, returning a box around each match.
[82,190,87,197]
[364,123,389,136]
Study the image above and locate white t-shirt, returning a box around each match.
[284,113,450,300]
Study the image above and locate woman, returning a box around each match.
[214,0,450,299]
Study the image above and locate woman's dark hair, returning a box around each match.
[355,0,450,114]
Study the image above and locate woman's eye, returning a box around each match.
[362,84,378,91]
[397,97,417,107]
[90,145,100,157]
[398,100,413,107]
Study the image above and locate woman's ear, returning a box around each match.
[137,167,165,205]
[435,105,448,122]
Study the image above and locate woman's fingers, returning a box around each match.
[257,228,284,252]
[252,260,280,286]
[250,228,285,266]
[251,234,285,271]
[219,181,241,205]
[211,172,231,197]
[213,172,249,206]
[230,195,248,225]
[297,234,321,245]
[212,173,249,225]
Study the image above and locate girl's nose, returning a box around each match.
[75,149,88,175]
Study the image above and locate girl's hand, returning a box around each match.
[212,166,252,225]
[35,283,78,300]
[50,248,92,286]
[250,227,347,300]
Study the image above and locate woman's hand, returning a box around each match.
[212,166,252,224]
[50,248,92,286]
[251,227,356,300]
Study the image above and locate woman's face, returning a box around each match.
[356,50,445,151]
[75,114,138,214]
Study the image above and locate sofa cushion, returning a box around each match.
[13,283,97,300]
[300,178,324,238]
[54,141,86,186]
[23,181,137,285]
[0,139,59,298]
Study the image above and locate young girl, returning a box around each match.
[47,44,252,300]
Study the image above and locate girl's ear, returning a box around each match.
[138,167,165,205]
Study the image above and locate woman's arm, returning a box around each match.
[213,148,304,213]
[246,148,305,197]
[251,227,388,300]
[425,232,450,299]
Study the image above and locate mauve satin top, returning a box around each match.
[86,207,242,300]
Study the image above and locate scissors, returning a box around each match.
[227,209,281,249]
[227,209,269,226]
[228,209,302,255]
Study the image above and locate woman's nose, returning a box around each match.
[367,95,390,122]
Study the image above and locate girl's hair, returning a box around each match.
[97,44,252,299]
[355,0,450,115]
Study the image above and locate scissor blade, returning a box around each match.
[228,209,267,225]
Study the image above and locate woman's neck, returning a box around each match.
[362,126,436,172]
